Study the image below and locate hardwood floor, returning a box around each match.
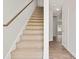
[49,38,75,59]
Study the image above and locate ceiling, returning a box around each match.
[52,0,64,16]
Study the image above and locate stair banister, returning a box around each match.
[3,0,33,27]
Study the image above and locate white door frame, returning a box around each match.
[43,0,49,59]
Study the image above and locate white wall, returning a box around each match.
[53,16,57,36]
[4,0,33,24]
[3,0,37,58]
[62,0,76,57]
[49,0,53,41]
[37,0,44,7]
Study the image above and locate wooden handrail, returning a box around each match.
[3,0,33,27]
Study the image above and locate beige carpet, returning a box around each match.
[11,7,43,59]
[49,38,75,59]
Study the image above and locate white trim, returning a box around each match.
[63,45,76,58]
[76,0,79,59]
[44,0,49,59]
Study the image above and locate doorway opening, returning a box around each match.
[49,0,76,59]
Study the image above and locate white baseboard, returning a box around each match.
[68,49,76,58]
[62,44,76,58]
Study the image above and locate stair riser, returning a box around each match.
[23,30,43,34]
[27,24,43,26]
[28,22,43,23]
[33,12,43,15]
[12,55,42,59]
[29,19,43,20]
[28,23,43,25]
[17,42,43,48]
[21,38,43,41]
[21,35,43,40]
[30,17,43,19]
[29,20,43,22]
[12,52,42,55]
[26,26,43,29]
[17,45,43,49]
[32,15,43,17]
[31,17,43,19]
[33,10,43,11]
[28,21,43,23]
[12,57,42,59]
[12,52,42,59]
[28,23,43,26]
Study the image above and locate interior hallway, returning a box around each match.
[49,38,75,59]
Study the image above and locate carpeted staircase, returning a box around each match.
[11,7,43,59]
